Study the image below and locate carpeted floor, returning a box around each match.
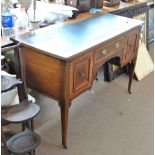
[31,44,154,155]
[3,44,154,155]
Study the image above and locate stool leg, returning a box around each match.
[29,149,35,155]
[26,120,34,130]
[22,122,25,131]
[22,120,33,130]
[32,149,35,155]
[1,129,9,155]
[31,119,34,131]
[22,121,29,130]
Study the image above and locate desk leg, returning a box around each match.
[128,59,136,94]
[60,102,69,149]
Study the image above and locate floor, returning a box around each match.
[4,44,154,155]
[33,43,154,155]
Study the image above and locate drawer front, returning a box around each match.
[94,36,125,64]
[70,52,93,98]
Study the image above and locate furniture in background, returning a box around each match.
[1,44,41,155]
[103,1,154,81]
[11,14,142,148]
[147,1,154,45]
[108,1,154,49]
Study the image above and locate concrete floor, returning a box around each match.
[3,44,154,155]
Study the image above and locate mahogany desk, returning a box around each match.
[11,13,142,148]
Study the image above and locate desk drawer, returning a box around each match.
[70,52,93,98]
[94,36,125,64]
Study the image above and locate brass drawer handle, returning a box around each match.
[115,42,121,49]
[79,71,85,77]
[101,49,107,56]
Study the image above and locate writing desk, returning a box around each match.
[11,13,142,148]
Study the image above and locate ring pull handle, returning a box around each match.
[79,71,85,77]
[115,42,121,49]
[101,49,107,56]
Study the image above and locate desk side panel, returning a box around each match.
[21,47,62,100]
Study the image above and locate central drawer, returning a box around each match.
[94,36,125,64]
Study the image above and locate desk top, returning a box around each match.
[12,13,143,60]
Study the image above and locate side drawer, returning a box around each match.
[70,52,93,98]
[94,36,125,64]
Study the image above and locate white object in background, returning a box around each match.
[1,89,36,106]
[1,70,16,77]
[135,42,154,80]
[41,0,48,2]
[18,0,32,10]
[15,7,29,29]
[29,20,41,30]
[31,2,78,18]
[1,71,36,106]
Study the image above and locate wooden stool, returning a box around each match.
[1,75,41,155]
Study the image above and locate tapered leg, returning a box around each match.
[60,103,69,149]
[128,60,136,94]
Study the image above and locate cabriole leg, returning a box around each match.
[60,102,70,149]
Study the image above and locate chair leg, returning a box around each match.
[1,129,9,155]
